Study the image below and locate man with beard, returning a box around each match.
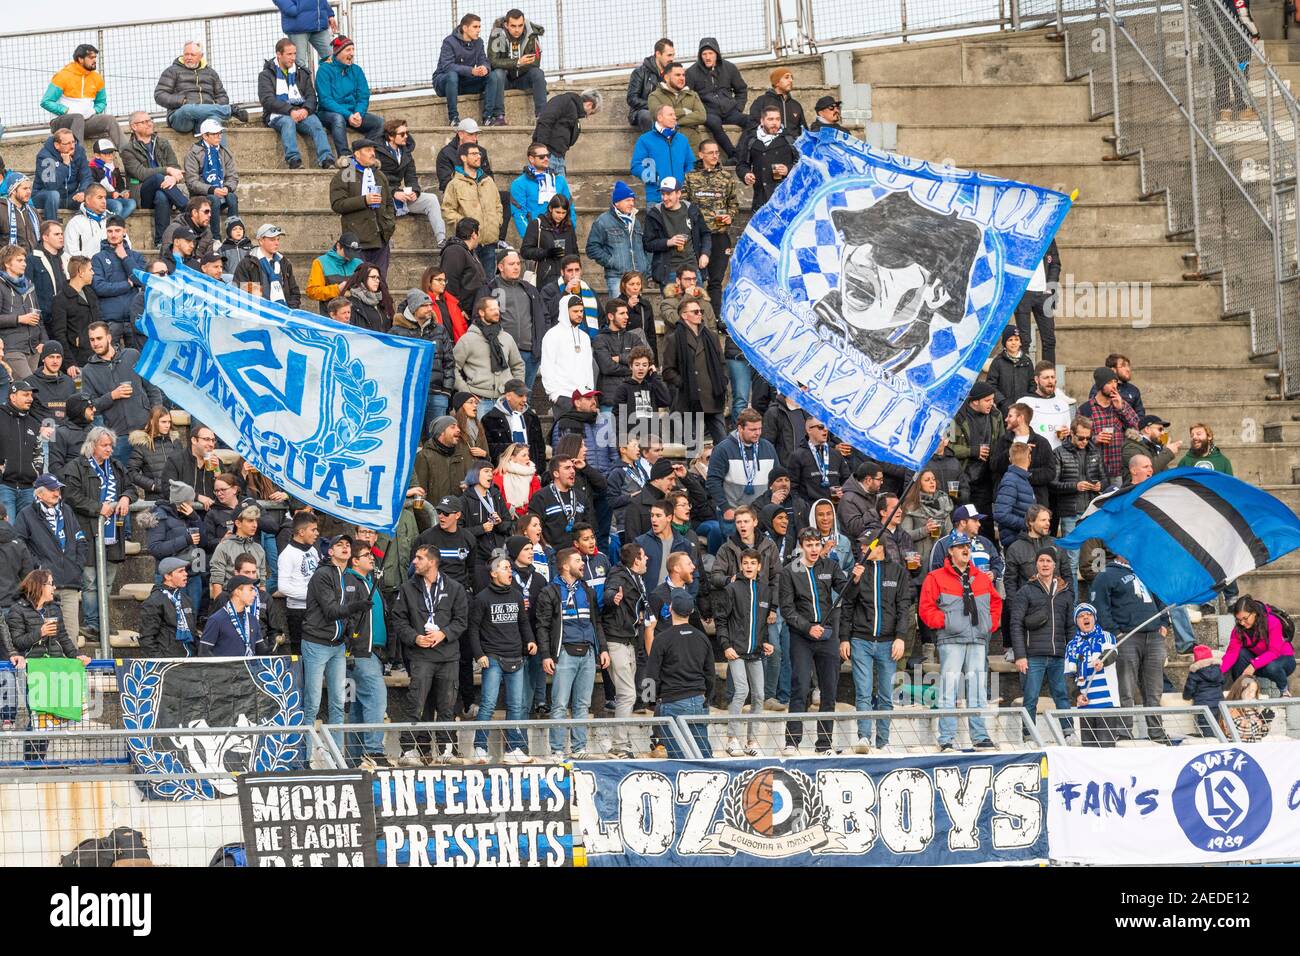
[1122,414,1183,476]
[1079,365,1140,484]
[411,415,473,507]
[1019,361,1074,452]
[951,383,1003,540]
[991,402,1056,507]
[735,106,798,212]
[1178,422,1233,474]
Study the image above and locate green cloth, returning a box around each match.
[25,657,86,722]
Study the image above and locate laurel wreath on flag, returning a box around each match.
[288,327,392,470]
[721,767,829,834]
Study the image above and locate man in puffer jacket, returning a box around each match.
[685,38,751,161]
[487,12,548,121]
[919,533,1002,751]
[1008,547,1074,726]
[453,296,526,405]
[273,0,336,65]
[154,42,245,133]
[389,290,455,430]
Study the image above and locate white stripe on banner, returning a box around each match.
[1046,743,1300,864]
[1137,482,1258,583]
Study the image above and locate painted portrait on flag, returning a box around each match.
[724,127,1071,469]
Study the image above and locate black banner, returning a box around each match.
[238,770,378,867]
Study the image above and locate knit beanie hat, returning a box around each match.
[1193,645,1214,662]
[770,66,793,86]
[506,535,531,561]
[611,180,636,204]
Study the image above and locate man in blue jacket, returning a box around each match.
[1090,552,1170,744]
[273,0,336,66]
[315,36,385,163]
[509,142,575,239]
[433,14,500,127]
[31,131,92,224]
[89,221,146,336]
[586,182,651,295]
[631,105,695,204]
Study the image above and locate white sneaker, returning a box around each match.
[439,744,459,764]
[875,744,896,754]
[811,689,821,707]
[725,737,746,757]
[853,737,872,754]
[399,749,425,767]
[745,740,762,756]
[472,746,490,764]
[309,750,331,770]
[781,745,800,757]
[504,748,533,764]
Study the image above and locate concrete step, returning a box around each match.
[1056,321,1249,365]
[1263,419,1300,442]
[1054,241,1195,280]
[853,36,1066,86]
[1055,200,1171,241]
[1140,400,1300,444]
[973,160,1141,201]
[895,122,1113,165]
[1047,279,1223,327]
[870,82,1091,126]
[1204,440,1300,484]
[1236,568,1300,612]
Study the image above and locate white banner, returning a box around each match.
[1047,743,1300,864]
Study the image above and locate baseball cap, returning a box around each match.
[350,137,380,152]
[1139,414,1171,429]
[94,139,117,153]
[227,574,259,591]
[658,176,680,193]
[948,532,973,548]
[669,592,696,617]
[435,495,462,515]
[456,118,481,134]
[158,556,189,576]
[10,378,38,394]
[196,118,225,136]
[951,503,985,522]
[33,474,64,491]
[815,95,842,112]
[199,252,224,266]
[172,225,197,242]
[504,378,529,397]
[570,388,601,402]
[338,232,362,256]
[256,223,285,239]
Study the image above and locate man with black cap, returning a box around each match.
[750,464,805,531]
[163,224,201,272]
[646,589,715,757]
[329,137,395,275]
[0,379,43,520]
[14,473,87,639]
[1078,365,1140,484]
[415,495,478,594]
[199,573,270,656]
[951,382,1004,540]
[623,457,677,543]
[411,414,473,508]
[233,223,302,307]
[482,378,546,468]
[199,252,228,282]
[809,95,848,133]
[1122,414,1182,476]
[29,342,75,427]
[139,556,197,657]
[305,232,363,314]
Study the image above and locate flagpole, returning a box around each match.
[1099,606,1174,666]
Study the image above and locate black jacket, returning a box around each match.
[62,453,136,551]
[716,575,773,658]
[257,58,319,122]
[685,39,748,116]
[1052,440,1106,518]
[924,447,969,505]
[49,284,99,367]
[30,370,77,427]
[535,578,606,658]
[138,585,197,658]
[761,401,807,468]
[626,56,666,120]
[302,562,372,646]
[0,401,43,487]
[29,249,69,323]
[643,201,711,287]
[467,581,534,660]
[520,213,579,291]
[748,89,807,133]
[1004,534,1073,608]
[991,432,1057,506]
[436,135,494,191]
[13,501,87,589]
[735,128,799,210]
[532,92,585,158]
[143,500,202,562]
[233,253,302,310]
[601,563,651,642]
[1182,658,1226,708]
[127,431,182,498]
[460,485,513,585]
[393,573,469,663]
[374,135,425,195]
[0,521,34,608]
[646,622,714,703]
[438,237,485,306]
[80,346,164,438]
[985,351,1035,412]
[788,441,852,505]
[779,556,846,639]
[840,559,913,642]
[622,482,668,544]
[482,403,547,471]
[163,451,217,509]
[6,597,75,658]
[1009,577,1074,659]
[1090,561,1166,636]
[610,373,671,439]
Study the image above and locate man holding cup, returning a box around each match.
[80,321,163,466]
[1078,366,1140,485]
[329,137,396,277]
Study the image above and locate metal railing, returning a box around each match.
[1043,704,1228,745]
[1217,696,1300,741]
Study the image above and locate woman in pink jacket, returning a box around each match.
[1224,596,1296,693]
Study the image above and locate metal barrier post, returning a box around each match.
[1106,0,1122,143]
[310,726,347,768]
[1181,0,1203,262]
[95,515,110,659]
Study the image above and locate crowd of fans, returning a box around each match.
[0,6,1293,767]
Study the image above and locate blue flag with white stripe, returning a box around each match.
[1057,468,1300,605]
[135,265,433,535]
[722,127,1071,469]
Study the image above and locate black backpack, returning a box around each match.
[1265,605,1296,646]
[59,827,150,867]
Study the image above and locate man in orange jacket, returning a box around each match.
[919,532,1003,752]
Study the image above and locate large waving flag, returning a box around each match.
[723,127,1071,469]
[1058,468,1300,605]
[135,265,434,534]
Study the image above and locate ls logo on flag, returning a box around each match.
[135,266,434,533]
[724,128,1071,469]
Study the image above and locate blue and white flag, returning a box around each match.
[135,265,434,534]
[723,128,1071,469]
[1058,468,1300,605]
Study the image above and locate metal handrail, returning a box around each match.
[1042,704,1227,743]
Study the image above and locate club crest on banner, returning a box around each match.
[1172,749,1273,853]
[724,128,1070,469]
[704,766,843,857]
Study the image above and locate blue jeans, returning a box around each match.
[346,652,387,759]
[698,520,724,555]
[1169,605,1196,653]
[136,173,190,244]
[112,433,132,468]
[476,245,498,278]
[527,652,547,708]
[550,154,567,177]
[433,71,503,122]
[1058,515,1082,583]
[32,190,77,223]
[475,657,528,751]
[726,358,752,422]
[167,103,233,133]
[937,642,990,745]
[765,613,792,704]
[422,391,450,440]
[267,112,333,165]
[208,191,239,241]
[548,647,596,753]
[301,641,348,753]
[493,66,548,115]
[106,197,137,221]
[1021,656,1068,725]
[318,110,385,157]
[520,350,540,391]
[260,530,279,593]
[287,29,332,65]
[0,485,34,524]
[850,639,897,745]
[656,694,712,758]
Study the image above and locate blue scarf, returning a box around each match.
[527,164,546,187]
[79,203,105,224]
[1,270,32,296]
[90,455,118,544]
[257,253,283,286]
[201,144,224,186]
[226,601,256,655]
[167,587,193,648]
[40,501,65,549]
[7,198,38,248]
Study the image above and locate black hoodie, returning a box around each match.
[468,580,534,660]
[646,622,715,703]
[0,521,34,607]
[685,38,749,116]
[0,400,42,487]
[760,503,798,566]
